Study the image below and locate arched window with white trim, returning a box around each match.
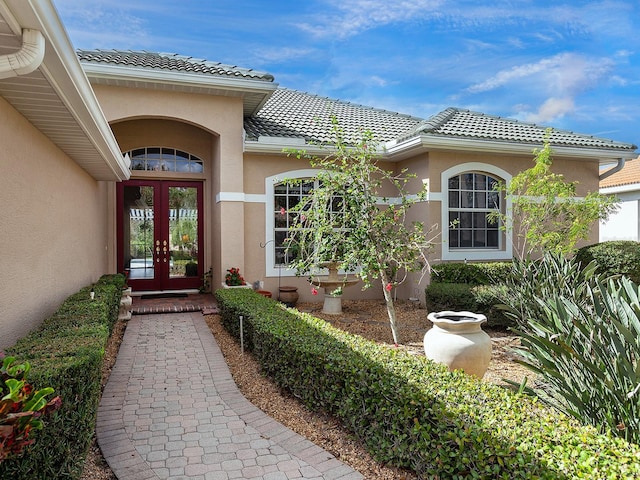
[441,163,513,261]
[448,172,501,249]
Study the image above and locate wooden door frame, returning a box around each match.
[116,179,204,291]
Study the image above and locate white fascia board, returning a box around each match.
[386,134,637,163]
[601,184,640,195]
[82,62,278,97]
[6,0,129,181]
[244,139,327,156]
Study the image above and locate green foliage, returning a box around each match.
[425,283,513,328]
[496,253,594,330]
[285,117,435,344]
[215,287,640,478]
[0,356,62,463]
[575,240,640,284]
[425,283,476,312]
[431,262,512,285]
[0,274,124,480]
[498,254,640,443]
[489,137,618,259]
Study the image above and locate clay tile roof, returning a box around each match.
[76,49,275,82]
[246,93,637,152]
[243,88,422,144]
[405,107,637,151]
[600,156,640,188]
[76,50,637,154]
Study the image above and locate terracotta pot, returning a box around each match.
[257,290,272,298]
[278,286,299,307]
[424,311,492,378]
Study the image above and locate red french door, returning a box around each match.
[117,180,204,291]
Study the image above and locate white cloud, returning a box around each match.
[467,52,615,96]
[521,97,575,123]
[253,47,317,64]
[297,0,445,39]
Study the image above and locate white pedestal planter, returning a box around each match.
[119,287,132,321]
[424,311,492,379]
[322,294,343,314]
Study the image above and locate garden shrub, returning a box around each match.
[430,261,512,285]
[0,274,124,480]
[575,240,640,284]
[425,283,476,312]
[424,283,514,328]
[498,253,640,444]
[215,287,640,479]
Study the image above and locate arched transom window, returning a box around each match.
[125,147,203,173]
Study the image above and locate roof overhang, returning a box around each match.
[244,132,638,164]
[0,0,128,181]
[384,134,638,164]
[81,62,278,117]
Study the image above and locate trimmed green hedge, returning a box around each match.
[425,283,512,328]
[431,262,512,285]
[216,288,640,479]
[575,241,640,284]
[0,274,125,479]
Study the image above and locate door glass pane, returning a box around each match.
[124,185,155,280]
[168,186,199,278]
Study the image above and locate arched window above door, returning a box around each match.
[125,147,203,173]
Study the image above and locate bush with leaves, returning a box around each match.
[498,253,640,442]
[575,240,640,284]
[489,137,617,259]
[216,288,640,478]
[0,356,61,463]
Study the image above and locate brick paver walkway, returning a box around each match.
[97,312,363,480]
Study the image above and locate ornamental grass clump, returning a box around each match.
[499,253,640,443]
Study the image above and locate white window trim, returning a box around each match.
[265,169,321,277]
[441,163,513,261]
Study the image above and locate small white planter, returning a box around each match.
[221,283,251,289]
[424,311,492,378]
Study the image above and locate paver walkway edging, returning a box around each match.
[96,312,363,480]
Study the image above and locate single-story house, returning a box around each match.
[1,0,637,348]
[600,156,640,241]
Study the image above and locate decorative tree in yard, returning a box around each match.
[284,118,435,345]
[489,135,618,259]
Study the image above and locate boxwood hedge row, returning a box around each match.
[216,288,640,479]
[0,274,125,480]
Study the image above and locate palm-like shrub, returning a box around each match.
[499,253,640,443]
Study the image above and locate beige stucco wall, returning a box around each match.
[92,85,245,289]
[415,149,602,266]
[242,147,602,303]
[0,97,109,348]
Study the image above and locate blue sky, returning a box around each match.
[53,0,639,147]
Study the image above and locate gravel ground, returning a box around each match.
[81,300,534,480]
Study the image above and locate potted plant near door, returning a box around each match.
[222,267,250,289]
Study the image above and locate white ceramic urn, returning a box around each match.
[424,311,492,378]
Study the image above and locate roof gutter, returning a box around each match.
[0,28,44,79]
[386,134,638,163]
[599,158,625,181]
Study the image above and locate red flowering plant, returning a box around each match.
[224,267,245,286]
[0,354,62,463]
